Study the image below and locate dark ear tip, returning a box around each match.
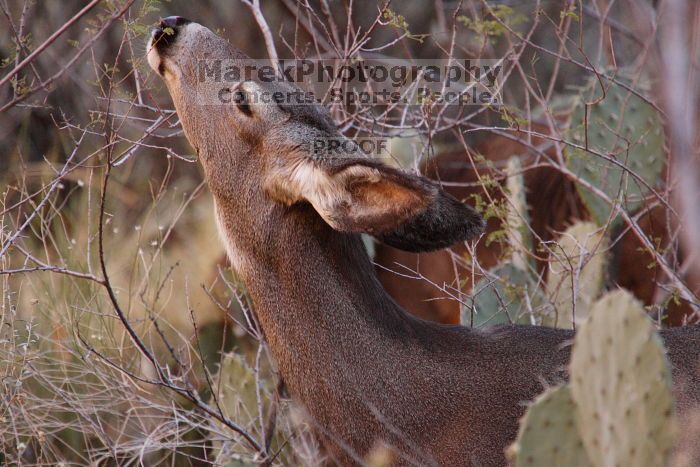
[376,192,484,253]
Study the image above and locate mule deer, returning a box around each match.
[375,127,700,327]
[375,128,586,325]
[147,17,700,466]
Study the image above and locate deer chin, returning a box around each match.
[213,198,252,277]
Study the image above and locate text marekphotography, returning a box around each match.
[195,58,504,107]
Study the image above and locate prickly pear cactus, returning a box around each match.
[210,353,269,465]
[511,289,678,467]
[505,156,532,273]
[464,263,541,327]
[545,221,608,329]
[565,76,665,226]
[508,385,592,467]
[464,157,540,328]
[570,289,677,467]
[213,353,260,424]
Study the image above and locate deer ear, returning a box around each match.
[265,159,484,252]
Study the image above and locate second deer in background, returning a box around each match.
[375,127,699,327]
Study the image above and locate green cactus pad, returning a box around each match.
[508,385,592,467]
[210,353,271,464]
[570,289,677,467]
[565,77,665,226]
[465,263,541,327]
[213,353,260,423]
[545,221,608,329]
[505,156,533,273]
[464,157,540,328]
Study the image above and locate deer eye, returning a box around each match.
[232,88,253,117]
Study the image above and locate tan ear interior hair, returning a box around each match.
[264,158,431,234]
[346,178,428,233]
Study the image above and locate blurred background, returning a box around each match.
[1,0,699,465]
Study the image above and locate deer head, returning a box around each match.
[147,17,484,253]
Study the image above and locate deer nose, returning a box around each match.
[151,16,192,49]
[160,16,191,29]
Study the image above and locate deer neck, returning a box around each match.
[212,191,408,384]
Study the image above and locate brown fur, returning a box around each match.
[376,131,699,327]
[148,20,700,466]
[613,205,700,326]
[376,130,585,324]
